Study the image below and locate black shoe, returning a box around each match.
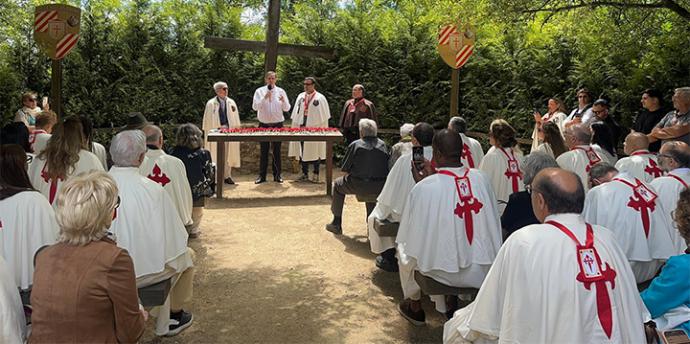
[166,310,193,336]
[255,177,267,184]
[224,177,235,185]
[375,255,399,272]
[273,175,283,183]
[398,300,425,326]
[445,295,459,320]
[325,223,342,235]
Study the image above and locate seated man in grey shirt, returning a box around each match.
[326,119,390,235]
[649,86,690,145]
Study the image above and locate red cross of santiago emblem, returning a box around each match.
[147,163,171,186]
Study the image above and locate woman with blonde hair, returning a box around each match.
[479,119,525,214]
[535,121,568,158]
[28,117,103,205]
[30,171,147,343]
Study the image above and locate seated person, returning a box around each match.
[367,122,434,272]
[388,123,414,169]
[615,132,663,183]
[397,130,502,324]
[29,110,57,154]
[651,141,690,253]
[501,151,558,238]
[444,168,648,343]
[108,130,195,336]
[588,162,619,189]
[583,164,677,283]
[556,124,606,192]
[140,125,193,227]
[641,188,690,334]
[0,144,58,293]
[448,116,484,168]
[30,171,146,343]
[479,119,524,214]
[326,119,389,235]
[0,255,26,343]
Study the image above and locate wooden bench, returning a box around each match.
[138,278,172,308]
[355,194,378,203]
[414,271,478,297]
[373,218,399,237]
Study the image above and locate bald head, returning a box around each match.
[531,168,585,222]
[623,132,649,155]
[143,125,163,148]
[432,129,462,165]
[660,141,690,171]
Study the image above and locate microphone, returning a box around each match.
[268,84,274,90]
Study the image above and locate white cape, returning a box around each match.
[396,167,502,273]
[0,191,58,289]
[92,142,108,170]
[203,96,241,177]
[556,145,605,192]
[139,149,193,226]
[367,146,432,253]
[583,174,676,282]
[650,168,690,254]
[108,167,191,278]
[478,146,524,214]
[28,149,104,205]
[614,151,663,183]
[461,133,484,169]
[288,91,331,162]
[0,257,26,344]
[444,213,648,344]
[530,111,566,152]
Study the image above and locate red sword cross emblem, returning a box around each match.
[147,163,171,187]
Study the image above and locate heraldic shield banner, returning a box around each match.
[34,4,81,60]
[437,23,475,69]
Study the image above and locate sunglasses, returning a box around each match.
[303,83,314,86]
[115,196,121,209]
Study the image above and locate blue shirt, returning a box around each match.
[641,254,690,333]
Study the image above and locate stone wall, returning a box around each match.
[235,141,301,175]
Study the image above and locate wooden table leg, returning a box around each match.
[326,141,333,197]
[216,141,226,199]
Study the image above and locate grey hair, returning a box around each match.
[143,125,162,144]
[523,152,559,185]
[675,87,690,102]
[176,123,204,150]
[359,118,377,138]
[399,123,414,138]
[570,124,592,144]
[448,116,467,133]
[353,84,365,92]
[110,130,146,167]
[213,81,228,92]
[664,141,690,168]
[589,162,618,181]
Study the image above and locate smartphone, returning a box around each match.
[412,146,424,170]
[42,96,48,109]
[661,329,690,344]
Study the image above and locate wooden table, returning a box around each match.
[207,131,344,198]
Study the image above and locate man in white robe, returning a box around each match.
[202,81,241,184]
[0,189,58,291]
[615,132,663,183]
[288,77,331,183]
[397,130,502,325]
[0,256,26,343]
[444,168,648,344]
[140,125,193,227]
[651,141,690,253]
[448,116,484,168]
[367,123,435,272]
[479,145,524,215]
[29,111,56,154]
[108,130,195,336]
[583,167,676,283]
[556,124,605,192]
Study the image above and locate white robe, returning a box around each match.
[0,191,58,290]
[460,133,484,169]
[108,167,191,278]
[444,213,648,344]
[556,145,605,192]
[202,96,241,178]
[288,91,331,162]
[29,130,51,155]
[0,257,26,344]
[583,173,676,283]
[530,111,566,152]
[92,142,108,170]
[139,149,193,226]
[396,167,501,294]
[650,168,690,254]
[28,149,104,205]
[614,150,663,183]
[593,144,618,165]
[367,146,432,254]
[478,146,525,214]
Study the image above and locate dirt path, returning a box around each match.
[142,171,444,343]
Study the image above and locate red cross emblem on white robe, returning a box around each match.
[614,177,657,238]
[438,169,483,244]
[547,220,617,339]
[147,163,171,187]
[632,151,663,178]
[498,147,522,193]
[573,146,602,172]
[462,143,475,168]
[40,163,63,204]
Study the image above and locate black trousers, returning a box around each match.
[259,122,283,178]
[342,127,359,146]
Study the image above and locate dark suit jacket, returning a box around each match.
[501,191,539,237]
[29,237,145,344]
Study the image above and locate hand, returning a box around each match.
[533,112,542,123]
[411,158,433,183]
[265,91,272,99]
[279,94,285,102]
[571,117,582,125]
[139,304,149,321]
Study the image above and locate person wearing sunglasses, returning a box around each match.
[202,81,241,185]
[14,92,42,131]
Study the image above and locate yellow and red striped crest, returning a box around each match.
[437,23,475,69]
[34,4,81,60]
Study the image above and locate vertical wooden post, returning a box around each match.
[265,0,280,73]
[51,59,63,117]
[450,68,459,117]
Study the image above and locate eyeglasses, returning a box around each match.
[577,95,587,99]
[658,153,672,160]
[114,196,121,209]
[26,155,33,164]
[592,109,607,116]
[303,83,314,86]
[525,184,532,194]
[28,98,37,102]
[221,87,228,90]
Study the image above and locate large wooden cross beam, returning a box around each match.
[204,0,336,73]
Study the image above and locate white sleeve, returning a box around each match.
[281,89,291,112]
[252,88,263,111]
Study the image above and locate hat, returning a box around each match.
[122,112,149,131]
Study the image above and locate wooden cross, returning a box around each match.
[204,0,335,72]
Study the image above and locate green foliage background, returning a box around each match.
[1,0,689,139]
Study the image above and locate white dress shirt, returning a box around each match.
[252,85,291,124]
